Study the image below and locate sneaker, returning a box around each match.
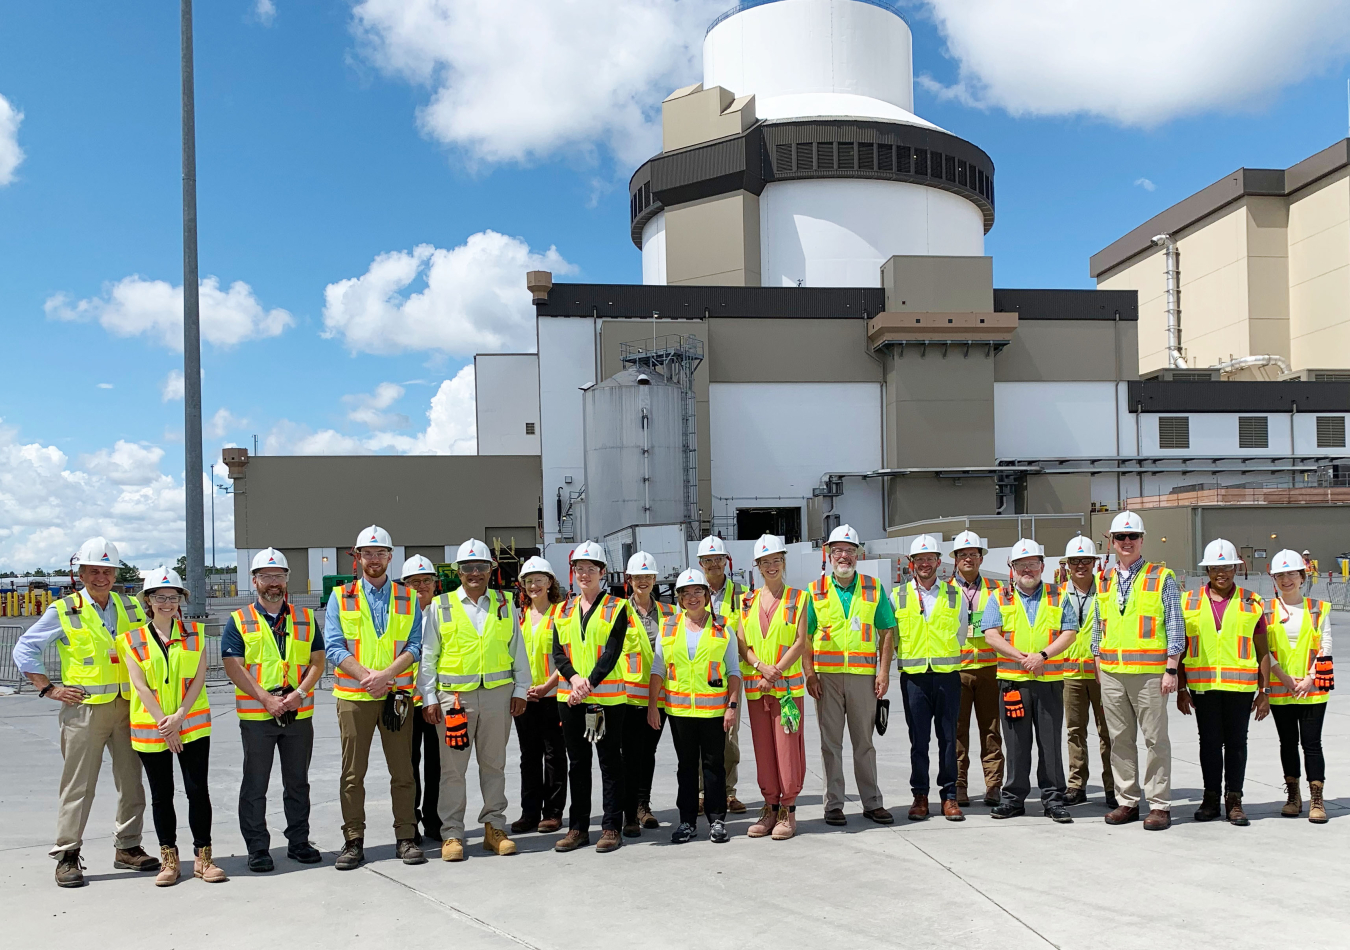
[710,819,730,843]
[748,804,776,838]
[553,829,589,852]
[248,850,275,873]
[637,804,660,830]
[671,822,697,844]
[287,842,322,864]
[990,803,1025,820]
[335,838,364,871]
[1044,805,1074,824]
[55,849,86,888]
[397,838,427,865]
[595,829,622,853]
[113,845,160,872]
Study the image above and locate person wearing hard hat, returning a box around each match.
[805,524,897,826]
[892,535,966,821]
[1265,549,1333,823]
[221,548,325,872]
[620,551,668,836]
[122,568,225,885]
[510,556,568,836]
[12,537,159,887]
[1176,539,1270,826]
[647,568,743,843]
[1093,510,1186,831]
[401,555,443,843]
[1057,536,1117,810]
[551,541,641,853]
[981,540,1080,822]
[948,530,1005,808]
[696,535,748,814]
[738,534,809,840]
[324,525,424,870]
[417,539,530,861]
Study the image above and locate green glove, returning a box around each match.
[779,694,802,734]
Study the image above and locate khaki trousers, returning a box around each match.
[1064,677,1115,794]
[52,696,146,857]
[436,686,513,839]
[816,672,882,812]
[1099,671,1170,811]
[956,665,1003,791]
[336,697,417,840]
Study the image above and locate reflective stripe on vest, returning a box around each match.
[434,590,515,691]
[1181,586,1262,692]
[554,594,630,705]
[893,580,963,673]
[957,577,1002,669]
[812,574,882,674]
[54,592,145,704]
[123,620,211,752]
[231,603,317,720]
[1265,597,1330,705]
[658,613,732,717]
[1097,562,1173,674]
[740,587,806,700]
[622,600,665,706]
[994,584,1066,682]
[1059,582,1099,680]
[523,604,558,691]
[332,581,416,701]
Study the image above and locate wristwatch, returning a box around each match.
[1038,650,1049,661]
[728,702,738,709]
[39,683,55,698]
[1261,687,1273,695]
[1165,667,1178,676]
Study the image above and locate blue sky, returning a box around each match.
[1,0,1348,569]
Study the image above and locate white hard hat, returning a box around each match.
[570,540,607,567]
[1063,535,1098,560]
[355,525,393,550]
[753,534,787,561]
[1269,549,1307,574]
[519,555,555,579]
[401,555,438,579]
[675,567,709,591]
[251,547,288,573]
[909,534,942,557]
[1199,538,1241,568]
[951,530,986,555]
[455,539,495,565]
[75,536,119,568]
[827,524,861,547]
[142,566,189,597]
[626,551,658,575]
[697,536,728,557]
[1009,539,1045,563]
[1109,510,1146,536]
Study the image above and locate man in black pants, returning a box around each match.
[401,555,443,842]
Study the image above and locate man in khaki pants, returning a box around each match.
[12,537,160,886]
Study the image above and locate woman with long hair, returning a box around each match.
[621,551,671,836]
[510,556,568,835]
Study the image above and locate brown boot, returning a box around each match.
[1225,793,1249,826]
[636,804,659,830]
[113,845,160,872]
[155,847,180,887]
[482,823,517,856]
[1281,777,1303,817]
[907,795,930,821]
[55,849,85,888]
[538,817,563,834]
[441,838,465,862]
[771,807,795,840]
[943,800,965,822]
[1309,781,1328,824]
[747,804,776,838]
[595,829,622,853]
[955,785,971,807]
[193,846,228,883]
[554,829,589,852]
[1194,790,1221,822]
[1143,809,1172,831]
[727,796,747,814]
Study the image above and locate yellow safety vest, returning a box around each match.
[658,612,733,718]
[1265,597,1330,706]
[553,594,631,706]
[892,580,964,674]
[433,590,515,692]
[810,574,883,675]
[623,600,670,706]
[994,584,1067,682]
[1181,586,1262,693]
[331,580,417,701]
[710,581,745,623]
[1058,582,1099,680]
[522,604,559,690]
[739,587,806,700]
[121,621,211,753]
[956,577,1002,669]
[1097,561,1174,674]
[230,603,317,721]
[53,592,145,704]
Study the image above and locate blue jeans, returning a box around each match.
[900,671,961,800]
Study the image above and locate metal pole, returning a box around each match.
[181,0,207,617]
[210,479,215,571]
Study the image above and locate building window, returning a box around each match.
[1317,416,1347,448]
[1158,416,1190,449]
[795,141,813,171]
[525,422,536,435]
[1238,416,1268,449]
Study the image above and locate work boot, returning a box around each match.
[990,803,1025,820]
[622,816,642,838]
[595,829,622,853]
[538,817,563,834]
[155,847,180,887]
[982,786,1002,807]
[748,804,776,838]
[1225,793,1249,826]
[193,845,228,883]
[727,797,747,815]
[510,814,541,835]
[554,829,589,852]
[636,804,659,830]
[1143,809,1172,831]
[771,807,796,841]
[907,796,930,821]
[335,838,364,871]
[1044,805,1074,824]
[247,850,274,873]
[955,785,971,807]
[1063,787,1087,806]
[1281,776,1303,817]
[1105,804,1139,825]
[482,824,517,856]
[287,842,322,864]
[1194,790,1222,822]
[113,845,160,872]
[863,806,894,824]
[55,849,85,888]
[1309,781,1328,824]
[441,838,465,862]
[397,838,427,865]
[823,808,847,826]
[943,800,965,821]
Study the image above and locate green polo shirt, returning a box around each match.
[806,573,897,636]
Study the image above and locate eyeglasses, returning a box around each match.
[149,594,181,605]
[1113,533,1142,542]
[359,549,392,560]
[573,564,602,575]
[254,572,287,583]
[954,551,981,560]
[458,563,490,575]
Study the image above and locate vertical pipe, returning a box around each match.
[1152,234,1186,369]
[181,0,207,617]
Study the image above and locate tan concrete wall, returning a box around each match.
[884,348,994,469]
[995,319,1136,382]
[708,317,880,383]
[881,256,993,312]
[1288,168,1350,372]
[664,193,761,286]
[1244,197,1291,368]
[1089,507,1194,570]
[661,84,754,153]
[885,476,995,529]
[1025,473,1092,515]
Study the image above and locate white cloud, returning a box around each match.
[96,383,114,390]
[254,0,277,25]
[80,441,167,487]
[46,275,293,350]
[1134,177,1157,192]
[207,408,246,439]
[0,93,23,186]
[162,369,185,401]
[918,0,1350,126]
[344,382,409,430]
[349,0,722,167]
[322,230,574,356]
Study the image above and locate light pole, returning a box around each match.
[181,0,207,617]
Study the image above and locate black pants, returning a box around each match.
[1271,702,1326,782]
[411,710,442,838]
[622,705,666,820]
[239,718,313,853]
[1000,680,1067,808]
[900,670,961,799]
[1192,690,1253,796]
[138,736,212,850]
[514,697,567,821]
[559,701,626,834]
[669,715,726,825]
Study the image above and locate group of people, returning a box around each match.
[13,509,1333,887]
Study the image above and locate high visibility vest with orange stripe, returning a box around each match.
[120,621,211,752]
[1265,597,1330,706]
[658,613,733,718]
[433,590,515,692]
[1181,586,1262,693]
[710,581,745,623]
[623,600,670,707]
[893,580,963,674]
[230,603,317,721]
[52,592,145,705]
[553,594,631,706]
[810,574,883,675]
[1097,562,1174,674]
[739,587,806,700]
[956,577,1002,669]
[1058,582,1099,680]
[332,581,417,701]
[994,584,1067,682]
[523,604,559,693]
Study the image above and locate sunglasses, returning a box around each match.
[1113,533,1142,541]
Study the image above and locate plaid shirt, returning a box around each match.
[1091,557,1185,659]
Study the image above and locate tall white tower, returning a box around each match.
[631,0,993,287]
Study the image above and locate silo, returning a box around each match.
[582,368,687,542]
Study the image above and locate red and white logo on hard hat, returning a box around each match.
[267,554,277,564]
[101,553,111,562]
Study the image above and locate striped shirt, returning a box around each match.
[1090,557,1185,659]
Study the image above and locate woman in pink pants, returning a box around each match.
[737,534,810,839]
